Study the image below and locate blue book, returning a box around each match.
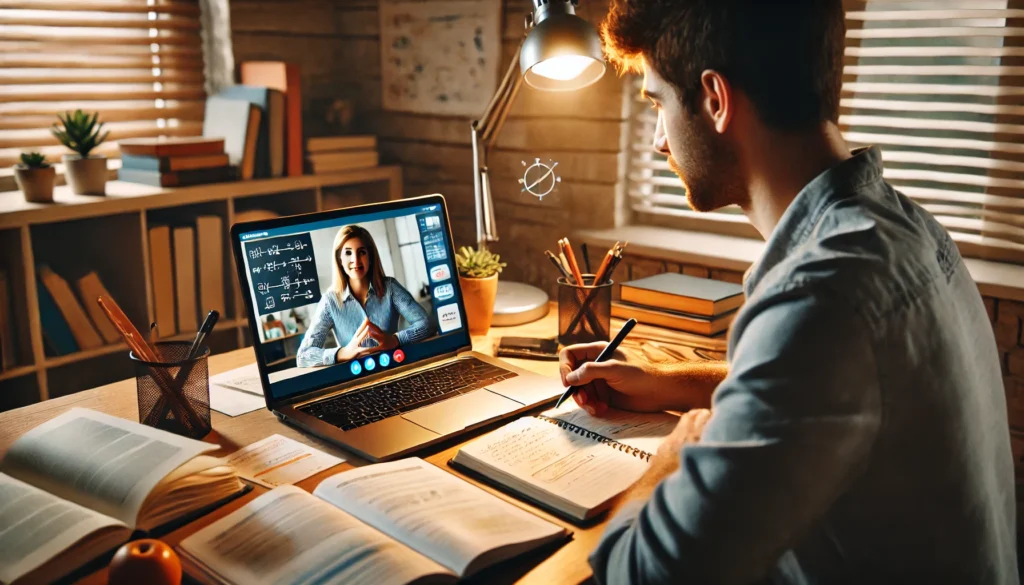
[215,85,284,178]
[121,152,230,173]
[37,274,78,356]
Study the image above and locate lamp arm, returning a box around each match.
[471,37,527,250]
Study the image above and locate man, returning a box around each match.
[559,1,1019,583]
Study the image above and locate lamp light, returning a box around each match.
[470,0,606,326]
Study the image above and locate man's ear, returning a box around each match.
[699,70,733,135]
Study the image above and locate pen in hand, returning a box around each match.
[554,318,638,409]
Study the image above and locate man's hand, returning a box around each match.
[559,342,666,415]
[559,342,728,415]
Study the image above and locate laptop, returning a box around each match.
[230,194,563,461]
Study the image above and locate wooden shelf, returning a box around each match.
[0,166,402,230]
[0,168,403,408]
[0,365,36,383]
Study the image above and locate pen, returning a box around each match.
[188,310,220,359]
[545,250,573,281]
[554,318,637,409]
[582,242,592,274]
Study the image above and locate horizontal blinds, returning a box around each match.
[626,1,1024,263]
[842,0,1024,262]
[0,0,205,167]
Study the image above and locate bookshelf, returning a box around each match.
[0,166,403,408]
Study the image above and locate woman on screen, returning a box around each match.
[296,225,433,367]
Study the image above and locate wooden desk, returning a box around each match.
[0,306,726,585]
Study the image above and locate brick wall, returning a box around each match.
[621,253,1024,517]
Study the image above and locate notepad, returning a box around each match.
[451,404,680,522]
[178,457,569,585]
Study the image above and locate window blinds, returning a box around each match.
[0,0,206,168]
[626,0,1024,264]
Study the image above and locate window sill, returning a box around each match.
[576,225,1024,303]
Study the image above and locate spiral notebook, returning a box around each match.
[450,404,680,522]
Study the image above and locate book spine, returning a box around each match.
[535,415,655,461]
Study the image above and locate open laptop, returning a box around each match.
[230,194,562,461]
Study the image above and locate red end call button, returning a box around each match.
[392,349,405,363]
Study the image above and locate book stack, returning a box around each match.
[117,137,236,187]
[305,135,379,175]
[35,266,124,356]
[611,273,744,336]
[148,216,227,337]
[241,61,302,177]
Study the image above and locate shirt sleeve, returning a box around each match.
[295,296,338,367]
[589,288,882,585]
[388,279,433,345]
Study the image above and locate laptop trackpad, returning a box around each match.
[401,389,520,436]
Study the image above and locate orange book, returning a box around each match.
[118,137,225,158]
[240,61,303,177]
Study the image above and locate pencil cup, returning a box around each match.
[558,275,613,346]
[131,341,212,440]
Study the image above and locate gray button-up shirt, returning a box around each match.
[590,147,1018,584]
[296,276,432,367]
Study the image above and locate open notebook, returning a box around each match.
[451,403,680,522]
[179,457,569,585]
[0,408,246,585]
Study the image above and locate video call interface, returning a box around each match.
[239,202,466,399]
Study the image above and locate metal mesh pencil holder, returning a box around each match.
[558,275,613,346]
[130,341,212,440]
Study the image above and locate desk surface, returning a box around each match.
[0,305,725,585]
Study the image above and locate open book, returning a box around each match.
[451,403,680,522]
[0,408,245,585]
[179,457,569,585]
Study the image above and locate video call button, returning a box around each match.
[393,349,405,363]
[363,356,376,371]
[350,361,362,375]
[379,353,391,367]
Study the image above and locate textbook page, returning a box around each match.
[543,402,680,455]
[0,408,216,527]
[0,473,129,584]
[456,417,649,516]
[178,485,451,585]
[314,458,566,577]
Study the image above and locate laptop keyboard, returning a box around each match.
[300,358,518,431]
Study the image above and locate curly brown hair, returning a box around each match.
[602,0,846,130]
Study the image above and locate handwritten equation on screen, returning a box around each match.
[244,233,322,316]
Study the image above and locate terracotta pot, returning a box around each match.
[63,154,107,195]
[13,165,56,203]
[459,273,498,335]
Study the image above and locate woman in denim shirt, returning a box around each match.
[296,224,432,367]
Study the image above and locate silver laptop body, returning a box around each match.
[231,194,562,461]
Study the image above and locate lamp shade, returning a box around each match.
[520,8,605,92]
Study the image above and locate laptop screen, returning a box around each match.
[235,196,469,401]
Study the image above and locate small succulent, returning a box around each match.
[51,110,109,158]
[455,246,507,279]
[19,152,50,169]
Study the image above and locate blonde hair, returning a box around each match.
[330,224,386,300]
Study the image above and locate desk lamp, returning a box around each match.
[471,0,606,325]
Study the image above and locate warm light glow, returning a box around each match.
[530,55,593,81]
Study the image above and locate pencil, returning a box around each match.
[561,237,585,286]
[545,250,572,281]
[557,250,574,284]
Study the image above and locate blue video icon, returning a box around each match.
[350,361,362,375]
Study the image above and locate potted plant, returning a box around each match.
[455,246,507,335]
[14,152,56,203]
[51,110,109,195]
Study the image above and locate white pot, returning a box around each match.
[63,154,107,196]
[14,165,56,203]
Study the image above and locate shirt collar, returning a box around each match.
[744,146,883,295]
[341,279,378,302]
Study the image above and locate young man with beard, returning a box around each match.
[558,1,1019,583]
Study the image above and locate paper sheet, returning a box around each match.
[210,362,264,395]
[224,435,343,488]
[209,384,266,417]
